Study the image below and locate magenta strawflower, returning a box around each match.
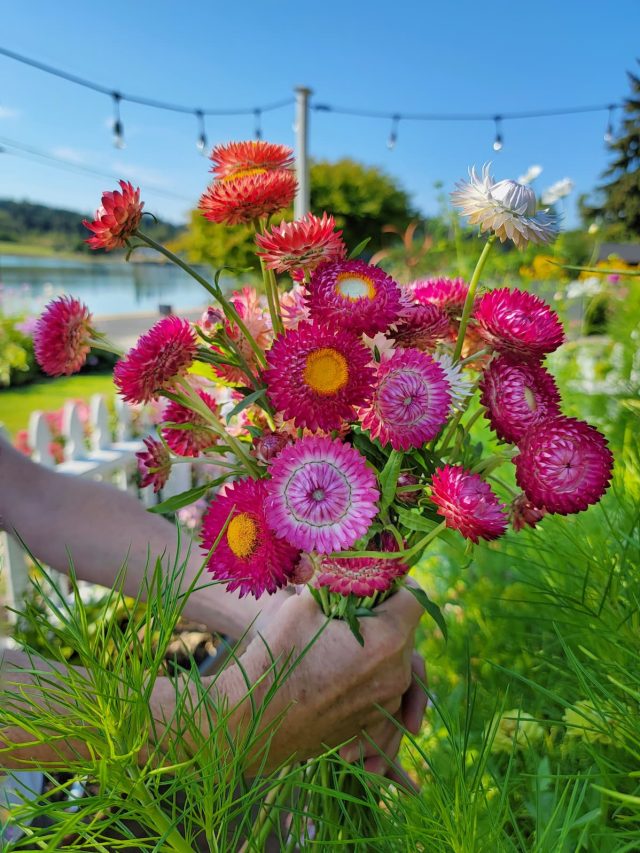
[265,436,379,553]
[430,465,508,542]
[307,260,403,336]
[410,277,469,316]
[515,416,613,514]
[473,288,565,359]
[391,303,450,350]
[136,437,171,493]
[161,389,219,457]
[510,493,546,531]
[114,316,197,404]
[358,349,451,451]
[34,296,94,376]
[83,180,143,251]
[201,478,299,598]
[253,431,290,464]
[264,322,375,432]
[316,556,408,597]
[256,212,346,277]
[479,355,562,444]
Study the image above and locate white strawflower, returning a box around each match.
[451,165,559,250]
[517,164,543,185]
[541,177,574,206]
[433,350,473,410]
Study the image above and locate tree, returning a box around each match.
[583,64,640,239]
[170,159,417,270]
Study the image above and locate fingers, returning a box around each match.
[401,652,428,735]
[375,582,425,630]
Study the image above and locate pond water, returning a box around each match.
[0,254,234,317]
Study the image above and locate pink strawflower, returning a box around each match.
[34,296,94,376]
[200,305,224,333]
[83,180,143,251]
[201,477,299,598]
[136,437,171,493]
[307,260,403,336]
[199,170,297,225]
[213,287,272,385]
[210,141,294,179]
[430,465,508,543]
[316,556,408,597]
[410,277,469,316]
[256,212,347,278]
[358,349,451,451]
[280,284,311,329]
[473,288,565,359]
[479,355,562,444]
[396,472,421,505]
[161,389,219,457]
[114,316,197,404]
[265,436,379,553]
[510,493,546,532]
[514,416,613,515]
[253,431,290,464]
[264,322,375,432]
[390,303,451,350]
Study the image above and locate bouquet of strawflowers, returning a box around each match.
[32,143,614,837]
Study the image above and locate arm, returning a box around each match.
[0,435,274,638]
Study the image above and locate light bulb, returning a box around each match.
[493,135,503,152]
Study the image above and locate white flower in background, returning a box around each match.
[541,177,574,206]
[451,165,559,250]
[517,164,543,185]
[588,222,600,235]
[566,277,603,299]
[434,350,473,410]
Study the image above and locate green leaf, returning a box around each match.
[345,609,365,646]
[404,585,448,641]
[147,482,212,514]
[396,508,438,533]
[348,237,371,259]
[379,450,403,512]
[214,264,256,288]
[225,388,267,423]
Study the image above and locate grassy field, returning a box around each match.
[0,374,115,436]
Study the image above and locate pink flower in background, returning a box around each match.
[359,349,451,451]
[510,493,546,532]
[307,260,403,336]
[515,416,613,514]
[34,296,94,376]
[410,277,469,316]
[161,389,219,457]
[177,498,208,531]
[210,140,294,179]
[480,355,562,444]
[114,316,197,404]
[280,284,311,329]
[256,212,347,278]
[266,436,379,553]
[316,556,408,597]
[473,288,564,359]
[15,316,38,337]
[83,180,143,251]
[213,287,271,385]
[14,430,31,456]
[390,303,450,350]
[136,436,171,493]
[201,477,299,598]
[430,465,508,542]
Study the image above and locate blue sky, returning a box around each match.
[0,1,638,228]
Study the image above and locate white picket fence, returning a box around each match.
[0,394,193,619]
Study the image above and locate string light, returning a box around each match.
[254,108,262,140]
[195,109,207,154]
[492,115,503,152]
[111,92,125,149]
[604,104,615,144]
[387,114,400,150]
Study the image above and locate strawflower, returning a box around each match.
[34,296,95,377]
[473,288,564,359]
[307,260,402,336]
[515,416,613,514]
[510,493,546,531]
[114,316,197,404]
[256,212,346,277]
[359,349,451,451]
[390,303,450,350]
[136,437,171,493]
[213,287,271,385]
[433,351,474,409]
[210,140,294,179]
[161,389,219,457]
[316,556,408,597]
[410,277,469,318]
[451,165,558,250]
[264,322,375,432]
[199,170,297,225]
[253,431,290,464]
[83,180,143,251]
[430,465,508,542]
[265,436,379,553]
[201,478,299,598]
[280,284,311,329]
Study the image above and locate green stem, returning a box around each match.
[330,521,446,561]
[126,766,195,853]
[134,231,266,368]
[453,235,496,362]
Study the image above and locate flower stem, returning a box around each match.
[254,220,284,336]
[453,235,496,362]
[126,766,195,853]
[329,521,446,561]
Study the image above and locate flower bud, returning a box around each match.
[396,472,421,505]
[253,431,289,464]
[510,493,546,532]
[200,305,224,332]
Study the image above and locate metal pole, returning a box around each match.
[294,86,312,219]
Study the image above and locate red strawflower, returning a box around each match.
[199,170,297,225]
[136,437,171,493]
[161,389,219,457]
[255,212,347,277]
[510,493,546,531]
[473,288,565,359]
[210,141,294,179]
[479,355,562,444]
[201,477,299,598]
[390,303,451,350]
[515,416,613,514]
[34,296,94,376]
[114,316,197,404]
[410,277,469,316]
[430,465,508,543]
[83,180,143,251]
[316,556,408,597]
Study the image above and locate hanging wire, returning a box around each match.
[111,92,125,149]
[492,115,503,151]
[254,108,262,140]
[195,109,207,154]
[604,104,616,144]
[387,114,400,150]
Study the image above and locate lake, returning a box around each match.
[0,254,234,317]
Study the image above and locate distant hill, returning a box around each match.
[0,199,184,255]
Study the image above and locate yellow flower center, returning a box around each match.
[523,386,537,412]
[221,167,267,182]
[335,272,376,301]
[303,347,349,396]
[227,512,259,558]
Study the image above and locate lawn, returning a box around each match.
[0,374,115,436]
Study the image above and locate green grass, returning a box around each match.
[0,374,115,436]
